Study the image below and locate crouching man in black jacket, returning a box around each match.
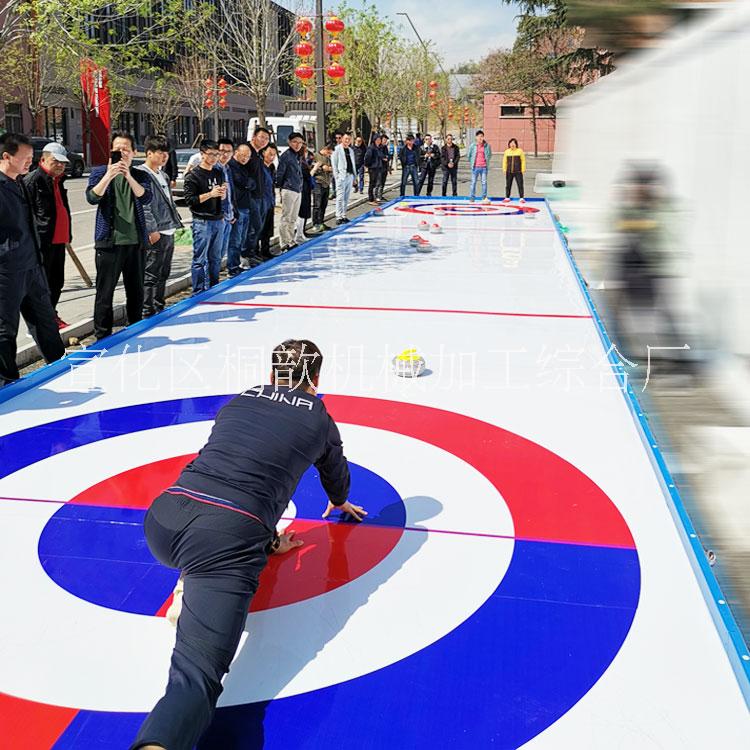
[132,339,366,750]
[0,133,65,386]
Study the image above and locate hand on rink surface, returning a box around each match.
[274,530,304,555]
[322,500,368,522]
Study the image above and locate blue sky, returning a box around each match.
[374,1,521,67]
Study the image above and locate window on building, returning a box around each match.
[118,112,140,143]
[538,106,556,117]
[4,102,23,132]
[233,119,246,142]
[44,107,68,143]
[500,106,525,117]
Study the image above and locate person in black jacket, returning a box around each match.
[416,134,440,197]
[441,133,461,197]
[241,127,271,268]
[23,142,73,326]
[0,133,65,385]
[275,132,305,251]
[131,339,366,750]
[137,135,183,316]
[86,130,152,340]
[377,134,391,201]
[352,135,366,193]
[227,143,255,276]
[364,134,383,204]
[183,140,226,293]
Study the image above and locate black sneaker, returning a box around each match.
[336,219,346,225]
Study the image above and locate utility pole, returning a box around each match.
[314,0,327,152]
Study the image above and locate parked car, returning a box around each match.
[29,137,86,178]
[173,148,199,202]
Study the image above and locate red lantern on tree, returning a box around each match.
[416,80,423,88]
[295,41,313,58]
[296,17,313,37]
[326,39,345,58]
[295,64,314,81]
[217,77,228,109]
[429,80,438,89]
[428,90,436,99]
[430,101,437,109]
[326,62,346,81]
[325,15,345,36]
[204,77,214,110]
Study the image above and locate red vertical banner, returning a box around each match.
[80,59,111,166]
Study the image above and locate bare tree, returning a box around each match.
[141,75,185,137]
[212,0,300,127]
[172,52,213,146]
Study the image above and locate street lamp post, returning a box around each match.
[314,0,327,152]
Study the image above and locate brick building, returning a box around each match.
[482,93,557,156]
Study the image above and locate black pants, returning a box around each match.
[143,234,175,317]
[417,164,437,196]
[312,184,329,226]
[94,244,145,340]
[260,206,274,258]
[41,242,66,310]
[242,199,263,259]
[505,171,524,199]
[132,491,271,750]
[442,167,458,196]
[0,266,65,384]
[368,169,382,201]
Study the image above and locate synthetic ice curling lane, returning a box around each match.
[0,197,747,749]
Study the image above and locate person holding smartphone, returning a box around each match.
[86,131,152,341]
[183,140,226,293]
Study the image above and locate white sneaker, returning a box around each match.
[519,198,526,204]
[482,198,491,204]
[239,257,251,270]
[502,197,510,204]
[166,578,184,626]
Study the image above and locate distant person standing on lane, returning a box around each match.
[468,129,491,204]
[502,138,526,203]
[440,134,460,197]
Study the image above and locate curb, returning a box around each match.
[16,181,401,370]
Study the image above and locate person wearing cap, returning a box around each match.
[23,141,73,328]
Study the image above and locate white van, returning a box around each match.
[247,116,317,154]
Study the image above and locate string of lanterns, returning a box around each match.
[294,14,347,84]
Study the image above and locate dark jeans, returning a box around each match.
[260,206,274,258]
[131,491,271,750]
[368,169,382,201]
[94,244,144,340]
[506,171,525,199]
[356,165,365,193]
[227,208,250,276]
[191,218,223,294]
[0,266,65,384]
[312,184,329,226]
[243,199,263,259]
[442,166,458,196]
[400,163,419,196]
[143,234,175,317]
[417,164,437,196]
[41,242,65,310]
